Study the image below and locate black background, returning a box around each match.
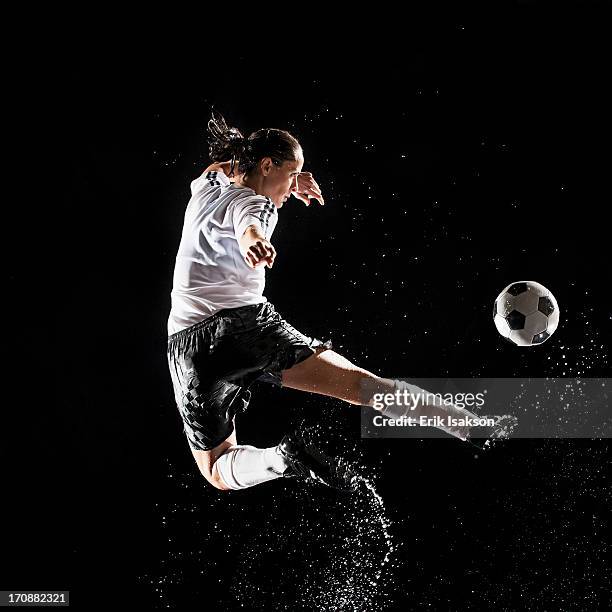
[3,4,610,610]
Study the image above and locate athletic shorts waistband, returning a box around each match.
[167,303,273,345]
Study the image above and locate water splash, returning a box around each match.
[142,448,401,610]
[293,473,397,610]
[359,475,395,574]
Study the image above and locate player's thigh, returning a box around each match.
[280,347,382,404]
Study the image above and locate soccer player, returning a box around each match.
[167,111,513,493]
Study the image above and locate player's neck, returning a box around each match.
[235,174,263,195]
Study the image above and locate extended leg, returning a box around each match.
[281,347,478,440]
[280,346,396,405]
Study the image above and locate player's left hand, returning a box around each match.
[292,172,325,206]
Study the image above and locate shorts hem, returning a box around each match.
[186,426,235,452]
[257,336,333,388]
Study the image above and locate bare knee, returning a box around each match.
[191,444,234,491]
[199,461,232,491]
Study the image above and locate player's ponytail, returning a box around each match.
[206,109,301,179]
[207,109,246,176]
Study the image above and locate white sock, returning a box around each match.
[380,380,478,441]
[214,444,289,490]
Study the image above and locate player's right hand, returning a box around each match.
[245,237,276,269]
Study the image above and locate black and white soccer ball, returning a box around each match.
[493,281,560,346]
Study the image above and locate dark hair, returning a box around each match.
[207,109,301,177]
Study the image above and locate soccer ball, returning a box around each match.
[493,281,560,346]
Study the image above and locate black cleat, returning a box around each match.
[277,427,360,492]
[466,414,519,451]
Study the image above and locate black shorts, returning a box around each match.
[167,302,332,451]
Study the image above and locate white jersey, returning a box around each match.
[168,170,279,335]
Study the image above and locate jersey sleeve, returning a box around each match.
[232,197,276,241]
[190,170,230,196]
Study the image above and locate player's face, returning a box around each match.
[267,154,304,208]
